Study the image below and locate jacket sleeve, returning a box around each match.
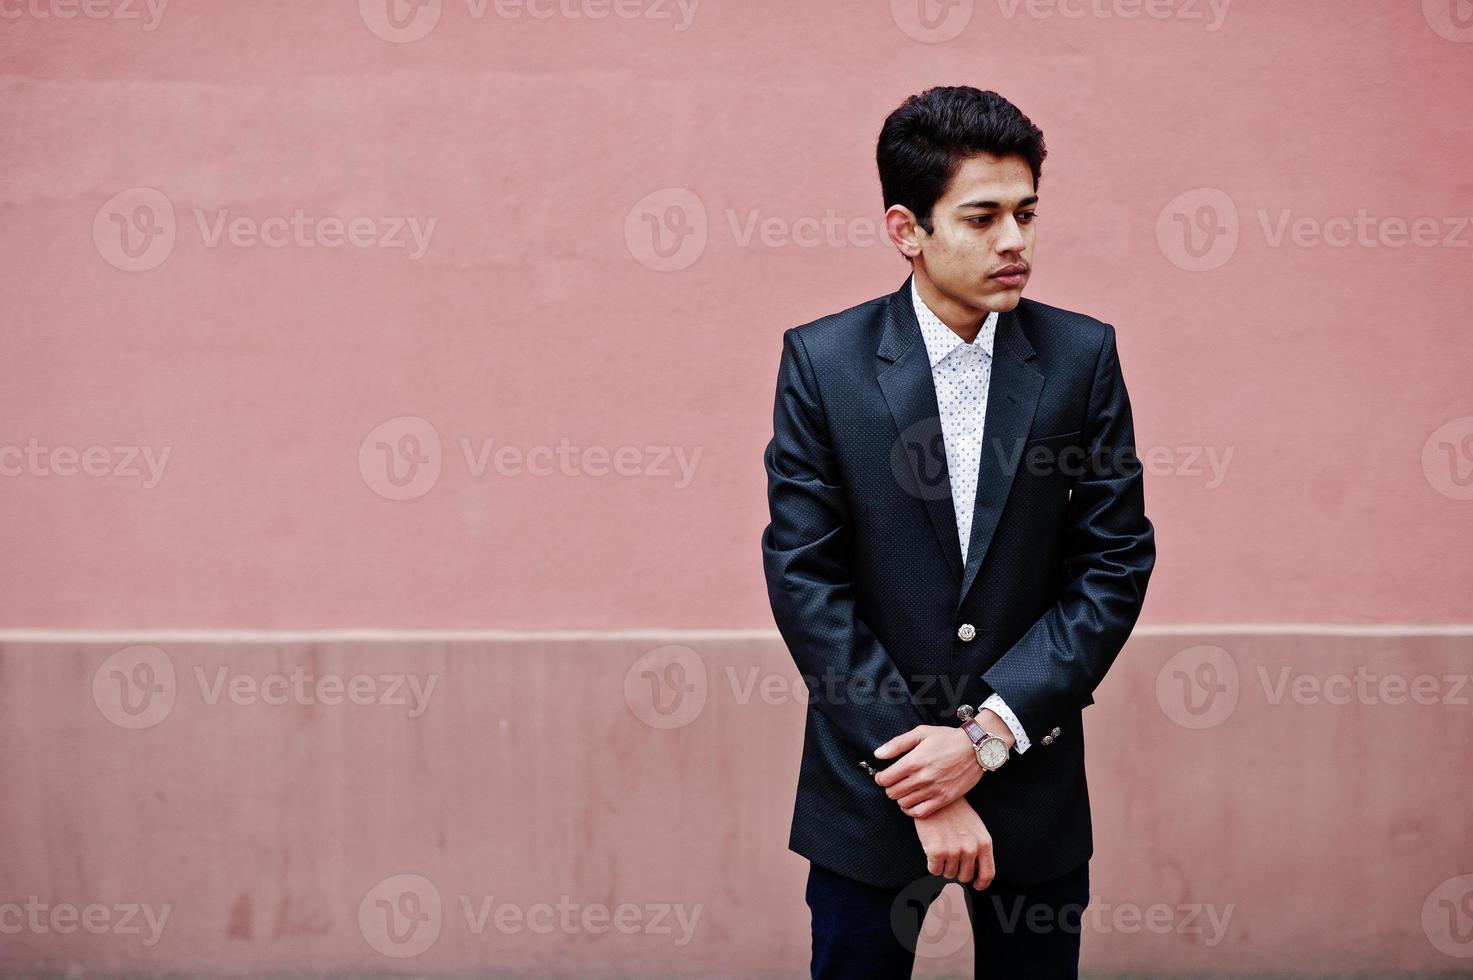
[981,323,1156,738]
[761,327,934,760]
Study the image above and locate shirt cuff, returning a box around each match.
[982,692,1031,754]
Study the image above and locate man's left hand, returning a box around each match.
[871,710,1016,818]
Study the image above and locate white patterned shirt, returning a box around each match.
[911,277,1032,754]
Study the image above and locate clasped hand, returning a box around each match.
[873,723,1003,890]
[871,724,982,818]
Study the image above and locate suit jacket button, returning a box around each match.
[1041,734,1054,746]
[1051,726,1061,737]
[957,624,977,642]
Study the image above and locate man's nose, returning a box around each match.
[995,216,1026,254]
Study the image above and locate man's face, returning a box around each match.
[911,152,1037,314]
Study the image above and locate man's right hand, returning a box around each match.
[913,797,995,890]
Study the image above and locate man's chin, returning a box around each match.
[976,281,1025,312]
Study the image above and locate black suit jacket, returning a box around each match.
[761,273,1155,889]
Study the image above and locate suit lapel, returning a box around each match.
[956,308,1043,611]
[876,278,964,584]
[874,275,1046,605]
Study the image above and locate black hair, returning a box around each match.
[876,86,1047,233]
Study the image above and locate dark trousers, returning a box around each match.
[806,860,1090,979]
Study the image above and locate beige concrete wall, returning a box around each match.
[2,630,1469,977]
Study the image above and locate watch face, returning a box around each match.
[979,738,1009,770]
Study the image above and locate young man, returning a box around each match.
[761,87,1156,978]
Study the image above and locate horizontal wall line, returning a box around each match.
[0,623,1472,644]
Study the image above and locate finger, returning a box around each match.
[888,776,932,801]
[896,788,932,810]
[875,758,919,789]
[901,792,944,818]
[942,855,961,881]
[905,792,954,819]
[883,773,918,796]
[956,851,976,885]
[927,856,944,876]
[873,727,926,761]
[976,847,996,889]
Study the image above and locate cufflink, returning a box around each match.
[1040,726,1062,746]
[859,760,877,775]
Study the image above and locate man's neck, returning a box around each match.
[913,268,984,343]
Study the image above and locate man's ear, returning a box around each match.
[884,205,926,259]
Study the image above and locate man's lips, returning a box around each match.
[991,265,1028,278]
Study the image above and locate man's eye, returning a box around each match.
[967,217,992,226]
[1019,211,1038,223]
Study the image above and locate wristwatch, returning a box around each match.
[956,704,1010,772]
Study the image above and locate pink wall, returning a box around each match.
[3,2,1473,977]
[1,1,1470,629]
[1,631,1471,976]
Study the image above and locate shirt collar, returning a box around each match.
[911,276,997,369]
